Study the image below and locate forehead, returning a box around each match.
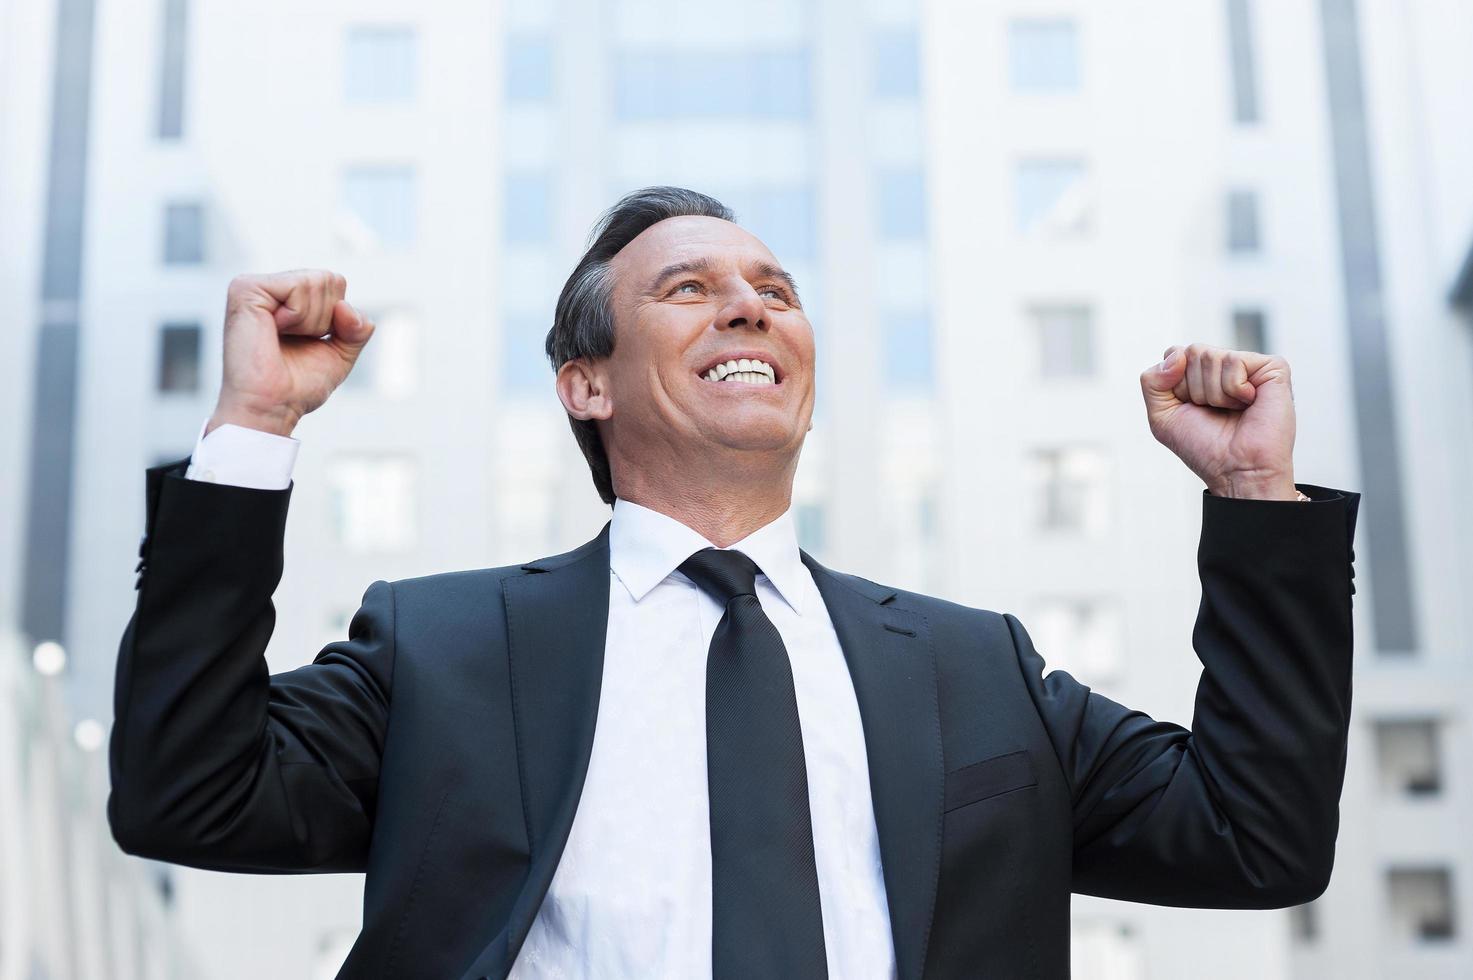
[609,215,777,279]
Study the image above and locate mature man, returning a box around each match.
[110,186,1361,979]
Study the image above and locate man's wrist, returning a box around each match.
[206,403,299,439]
[1206,472,1301,500]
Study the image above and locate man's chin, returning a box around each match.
[699,419,805,455]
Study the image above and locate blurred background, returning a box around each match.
[1,0,1470,977]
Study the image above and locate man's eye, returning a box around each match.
[675,282,700,294]
[758,287,785,301]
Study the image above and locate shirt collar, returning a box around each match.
[609,497,808,615]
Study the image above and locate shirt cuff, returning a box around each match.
[184,416,300,490]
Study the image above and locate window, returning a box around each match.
[328,455,417,553]
[1009,20,1080,93]
[1028,447,1109,534]
[1015,160,1091,236]
[1375,719,1442,797]
[1225,0,1260,123]
[1032,305,1095,377]
[1232,308,1267,352]
[1227,189,1261,253]
[711,185,816,261]
[502,314,550,393]
[156,322,200,393]
[344,26,417,102]
[506,36,553,102]
[1290,901,1318,943]
[873,31,920,99]
[1029,598,1123,682]
[918,489,938,541]
[156,0,188,139]
[882,311,934,391]
[877,170,927,240]
[796,502,826,555]
[339,308,418,397]
[163,202,204,264]
[615,50,809,120]
[341,166,416,248]
[1069,921,1142,980]
[1387,868,1456,942]
[504,172,553,244]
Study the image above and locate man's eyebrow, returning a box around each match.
[645,256,802,304]
[647,257,714,294]
[752,261,802,301]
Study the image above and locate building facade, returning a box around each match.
[925,2,1473,977]
[30,0,1472,977]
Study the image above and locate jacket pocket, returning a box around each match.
[944,749,1037,812]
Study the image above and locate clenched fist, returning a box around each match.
[206,270,375,438]
[1140,343,1298,500]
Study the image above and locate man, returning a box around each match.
[110,186,1361,979]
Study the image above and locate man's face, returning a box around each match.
[595,215,816,471]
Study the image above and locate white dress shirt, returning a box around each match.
[182,418,898,979]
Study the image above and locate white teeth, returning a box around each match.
[703,358,776,384]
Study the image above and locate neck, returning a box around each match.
[611,450,798,548]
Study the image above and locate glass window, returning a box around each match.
[1289,902,1318,943]
[1069,921,1143,979]
[163,202,204,264]
[877,170,927,240]
[1375,719,1442,797]
[615,50,809,120]
[339,308,417,398]
[502,313,551,394]
[1387,868,1456,942]
[873,31,920,99]
[156,0,188,139]
[1227,189,1261,253]
[344,26,418,103]
[506,36,554,101]
[1009,20,1080,93]
[341,167,416,248]
[882,310,933,391]
[1232,308,1268,351]
[796,502,826,555]
[717,185,816,261]
[1028,447,1109,535]
[328,455,417,553]
[1028,598,1124,682]
[157,322,200,393]
[504,172,553,244]
[1032,305,1095,377]
[1225,0,1261,123]
[1015,160,1091,236]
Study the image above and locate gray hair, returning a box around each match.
[545,186,736,505]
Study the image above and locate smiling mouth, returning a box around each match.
[699,357,779,385]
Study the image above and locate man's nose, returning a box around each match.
[719,284,768,331]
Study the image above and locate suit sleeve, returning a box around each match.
[108,457,393,874]
[1009,482,1361,908]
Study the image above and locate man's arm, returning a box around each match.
[183,414,300,489]
[1011,482,1360,907]
[110,269,385,872]
[109,458,393,873]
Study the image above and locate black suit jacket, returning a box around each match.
[109,457,1361,979]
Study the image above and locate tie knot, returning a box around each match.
[678,547,760,603]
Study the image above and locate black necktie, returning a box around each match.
[678,547,828,980]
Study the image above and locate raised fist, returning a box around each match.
[1139,343,1298,500]
[207,270,375,438]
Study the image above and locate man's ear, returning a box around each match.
[556,359,613,421]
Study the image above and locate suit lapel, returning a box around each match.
[803,552,943,980]
[465,528,943,980]
[466,523,612,978]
